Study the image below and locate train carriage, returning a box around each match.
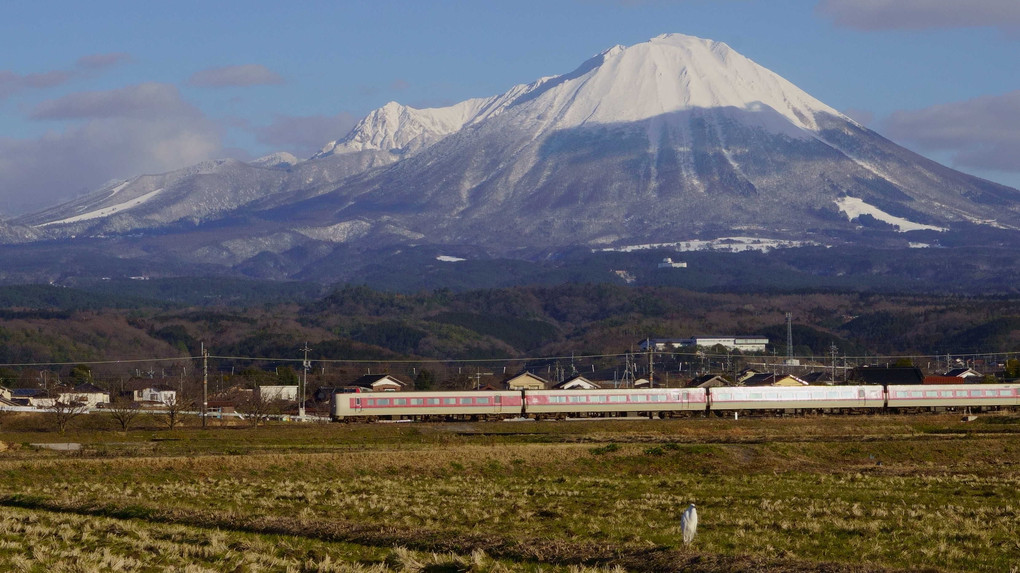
[707,385,884,412]
[886,384,1020,411]
[523,388,708,419]
[331,390,523,421]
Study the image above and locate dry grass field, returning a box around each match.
[0,413,1017,572]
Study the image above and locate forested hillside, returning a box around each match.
[1,282,1018,393]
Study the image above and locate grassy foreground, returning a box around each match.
[0,414,1017,572]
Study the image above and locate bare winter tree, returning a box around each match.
[106,396,144,433]
[235,391,279,428]
[156,394,193,431]
[48,397,90,434]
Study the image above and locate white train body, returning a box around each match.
[708,385,885,411]
[524,388,707,417]
[886,384,1020,409]
[330,382,1019,421]
[331,390,522,421]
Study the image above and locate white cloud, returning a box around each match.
[0,83,223,216]
[0,69,73,100]
[883,90,1020,172]
[253,113,358,158]
[30,82,198,120]
[818,0,1020,32]
[187,64,284,88]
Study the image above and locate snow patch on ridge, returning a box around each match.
[835,197,946,232]
[602,236,820,254]
[295,221,372,243]
[38,188,164,227]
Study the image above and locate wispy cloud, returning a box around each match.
[883,90,1020,173]
[253,112,359,158]
[1,52,131,101]
[0,69,73,100]
[187,64,284,88]
[75,52,131,70]
[817,0,1020,32]
[30,82,198,120]
[0,83,223,215]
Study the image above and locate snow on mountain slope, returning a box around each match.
[8,33,1020,277]
[316,33,842,162]
[40,188,164,226]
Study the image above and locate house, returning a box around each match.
[256,385,299,402]
[504,372,549,390]
[687,374,731,388]
[348,374,407,392]
[10,388,53,408]
[640,336,769,353]
[943,367,983,379]
[850,366,925,385]
[553,376,601,390]
[742,373,808,387]
[800,371,837,385]
[57,383,110,408]
[132,385,177,405]
[736,368,763,384]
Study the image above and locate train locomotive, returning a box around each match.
[330,383,1020,422]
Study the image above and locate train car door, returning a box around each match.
[354,396,364,414]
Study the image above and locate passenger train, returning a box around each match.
[330,383,1020,422]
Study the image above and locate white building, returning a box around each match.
[134,387,178,406]
[57,384,111,408]
[257,385,299,402]
[657,258,688,269]
[640,336,769,353]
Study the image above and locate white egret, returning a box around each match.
[681,503,698,545]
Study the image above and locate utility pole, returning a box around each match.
[830,342,838,385]
[648,343,654,387]
[202,342,208,429]
[300,343,311,420]
[786,312,793,361]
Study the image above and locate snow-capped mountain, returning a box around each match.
[7,33,1020,282]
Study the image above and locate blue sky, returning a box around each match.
[1,0,1018,215]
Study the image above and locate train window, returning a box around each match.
[750,393,763,400]
[377,399,390,406]
[443,398,456,405]
[1001,390,1012,397]
[427,398,440,405]
[910,391,922,398]
[632,395,647,402]
[715,393,729,401]
[610,395,626,403]
[593,395,607,402]
[477,397,490,404]
[569,396,583,403]
[895,391,906,398]
[956,391,968,397]
[925,391,937,398]
[681,392,689,400]
[459,398,473,405]
[394,399,406,406]
[411,399,423,405]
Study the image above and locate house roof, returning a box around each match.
[743,373,808,386]
[800,371,836,384]
[944,368,982,378]
[349,374,407,388]
[12,388,44,397]
[688,374,730,388]
[553,376,600,390]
